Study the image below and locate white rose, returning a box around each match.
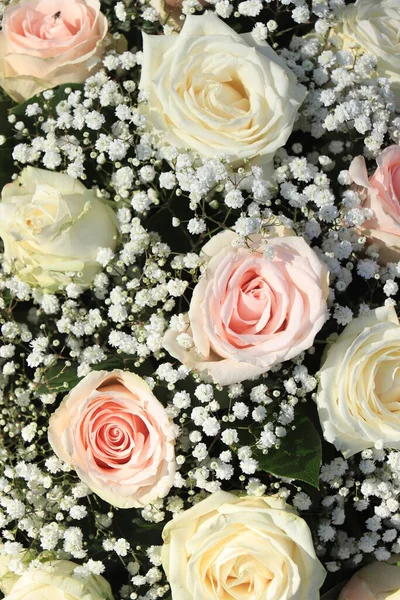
[0,548,32,596]
[338,0,400,105]
[161,491,326,600]
[3,560,113,600]
[140,12,306,169]
[0,167,117,291]
[316,306,400,457]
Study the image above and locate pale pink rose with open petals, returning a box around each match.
[48,370,177,509]
[339,561,400,600]
[350,145,400,263]
[0,0,109,103]
[163,228,329,386]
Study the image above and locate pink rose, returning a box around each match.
[339,561,400,600]
[0,0,109,103]
[48,370,177,508]
[163,228,329,386]
[350,145,400,263]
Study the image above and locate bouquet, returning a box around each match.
[0,0,400,599]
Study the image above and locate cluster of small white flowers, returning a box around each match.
[10,59,142,182]
[316,450,400,570]
[282,27,395,157]
[135,0,329,31]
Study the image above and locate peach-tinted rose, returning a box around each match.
[48,370,177,509]
[0,0,109,103]
[339,561,400,600]
[163,228,329,386]
[350,146,400,263]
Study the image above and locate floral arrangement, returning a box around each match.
[1,0,400,599]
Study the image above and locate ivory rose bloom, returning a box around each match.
[350,146,400,263]
[339,561,400,600]
[316,306,400,458]
[0,562,18,597]
[2,560,113,600]
[163,228,329,386]
[0,0,109,103]
[0,548,32,596]
[338,0,400,105]
[161,491,326,600]
[0,167,117,291]
[140,12,306,168]
[48,370,177,509]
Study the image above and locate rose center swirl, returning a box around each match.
[21,7,79,41]
[205,550,275,598]
[81,400,151,468]
[187,70,250,120]
[224,266,278,337]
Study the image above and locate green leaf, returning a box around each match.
[257,411,322,489]
[0,97,17,189]
[321,582,346,600]
[36,363,81,395]
[35,353,139,396]
[0,97,13,128]
[0,148,14,190]
[11,83,84,117]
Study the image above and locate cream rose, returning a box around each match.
[0,0,109,103]
[0,548,32,596]
[48,370,177,509]
[140,12,306,168]
[163,228,329,386]
[339,561,400,600]
[0,167,117,292]
[350,147,400,263]
[316,305,400,458]
[161,491,326,600]
[337,0,400,105]
[0,563,18,597]
[3,560,113,600]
